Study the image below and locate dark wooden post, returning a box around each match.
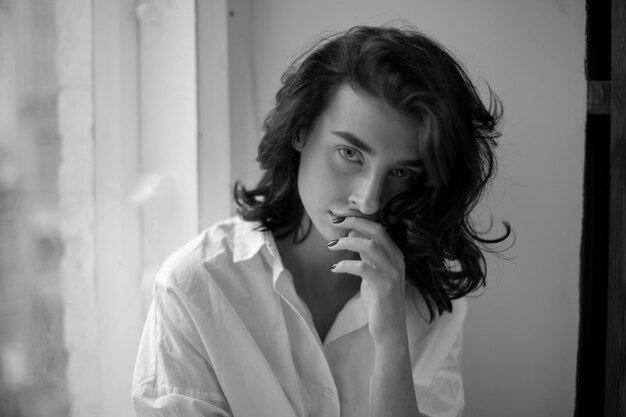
[606,0,626,415]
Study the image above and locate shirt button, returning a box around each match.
[323,388,333,398]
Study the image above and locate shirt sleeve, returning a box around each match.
[404,295,466,417]
[413,328,464,417]
[132,271,232,417]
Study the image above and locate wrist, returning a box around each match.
[372,327,410,354]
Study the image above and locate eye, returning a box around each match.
[337,147,361,162]
[390,168,415,180]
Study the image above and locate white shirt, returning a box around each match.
[132,216,466,417]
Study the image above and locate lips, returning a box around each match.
[330,212,383,225]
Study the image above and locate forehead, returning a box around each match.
[320,85,420,158]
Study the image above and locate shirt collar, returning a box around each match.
[233,217,266,263]
[324,285,431,345]
[232,217,286,285]
[233,217,429,345]
[324,293,368,345]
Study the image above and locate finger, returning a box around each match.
[331,259,379,281]
[333,216,388,238]
[327,236,395,273]
[331,260,396,295]
[334,217,401,260]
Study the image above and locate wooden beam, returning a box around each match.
[606,0,626,415]
[137,0,199,266]
[93,0,144,415]
[196,0,231,230]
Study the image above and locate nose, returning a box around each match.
[349,172,385,216]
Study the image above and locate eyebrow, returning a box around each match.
[332,130,374,154]
[331,130,424,168]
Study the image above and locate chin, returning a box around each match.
[310,221,334,242]
[305,213,336,242]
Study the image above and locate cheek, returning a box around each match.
[328,152,361,179]
[299,154,345,200]
[311,152,344,182]
[327,162,359,196]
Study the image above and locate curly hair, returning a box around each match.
[234,25,511,320]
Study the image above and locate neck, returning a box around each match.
[276,219,360,295]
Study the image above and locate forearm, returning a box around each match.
[370,334,425,417]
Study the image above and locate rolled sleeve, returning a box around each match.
[407,297,466,417]
[414,351,464,417]
[132,385,231,417]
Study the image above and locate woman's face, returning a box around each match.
[295,84,424,243]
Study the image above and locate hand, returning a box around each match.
[328,216,408,346]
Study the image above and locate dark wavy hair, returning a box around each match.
[234,25,511,320]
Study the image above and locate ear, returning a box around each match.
[292,134,305,151]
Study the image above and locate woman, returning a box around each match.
[132,25,510,417]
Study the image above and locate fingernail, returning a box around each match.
[332,217,346,224]
[327,239,338,247]
[330,264,337,270]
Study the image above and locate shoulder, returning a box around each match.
[154,216,263,294]
[405,288,467,332]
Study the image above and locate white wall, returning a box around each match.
[233,1,585,416]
